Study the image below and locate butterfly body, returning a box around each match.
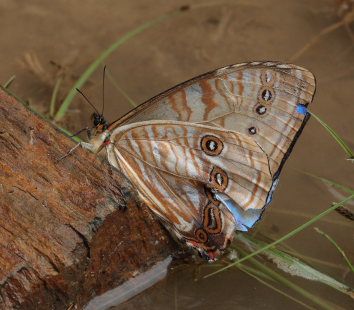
[88,62,316,261]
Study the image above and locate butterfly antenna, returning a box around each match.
[102,65,107,116]
[75,88,100,115]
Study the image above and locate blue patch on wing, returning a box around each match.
[266,178,279,206]
[216,194,264,232]
[296,104,308,115]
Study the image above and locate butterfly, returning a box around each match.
[85,61,316,261]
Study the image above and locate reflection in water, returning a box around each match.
[84,256,172,310]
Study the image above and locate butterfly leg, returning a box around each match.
[57,142,94,161]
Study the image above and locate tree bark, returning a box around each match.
[0,88,178,310]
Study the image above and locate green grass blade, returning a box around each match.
[54,1,259,121]
[303,172,354,194]
[204,194,354,278]
[58,127,82,143]
[314,227,354,273]
[247,230,349,271]
[238,234,354,296]
[54,9,183,121]
[105,69,137,108]
[237,248,344,310]
[268,209,353,227]
[3,75,16,88]
[50,77,62,117]
[237,264,275,282]
[309,111,354,159]
[275,247,348,271]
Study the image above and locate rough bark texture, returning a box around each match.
[0,88,178,310]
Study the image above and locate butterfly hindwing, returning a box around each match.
[105,122,274,255]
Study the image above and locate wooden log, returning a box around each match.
[0,88,178,310]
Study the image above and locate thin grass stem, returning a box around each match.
[54,1,258,121]
[279,249,348,271]
[239,266,318,310]
[309,111,354,159]
[240,231,348,271]
[289,20,344,62]
[3,75,16,88]
[237,234,353,296]
[303,172,354,194]
[105,69,137,108]
[54,10,182,121]
[268,209,353,227]
[237,249,341,310]
[50,77,62,118]
[314,227,354,273]
[237,263,275,282]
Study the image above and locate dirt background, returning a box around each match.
[0,0,353,309]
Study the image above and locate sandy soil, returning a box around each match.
[0,0,353,309]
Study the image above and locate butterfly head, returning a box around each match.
[75,86,109,143]
[86,112,112,154]
[91,112,108,134]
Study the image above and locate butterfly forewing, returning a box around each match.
[110,62,315,178]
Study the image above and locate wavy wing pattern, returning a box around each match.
[99,62,316,258]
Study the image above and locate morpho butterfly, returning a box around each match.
[84,61,315,261]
